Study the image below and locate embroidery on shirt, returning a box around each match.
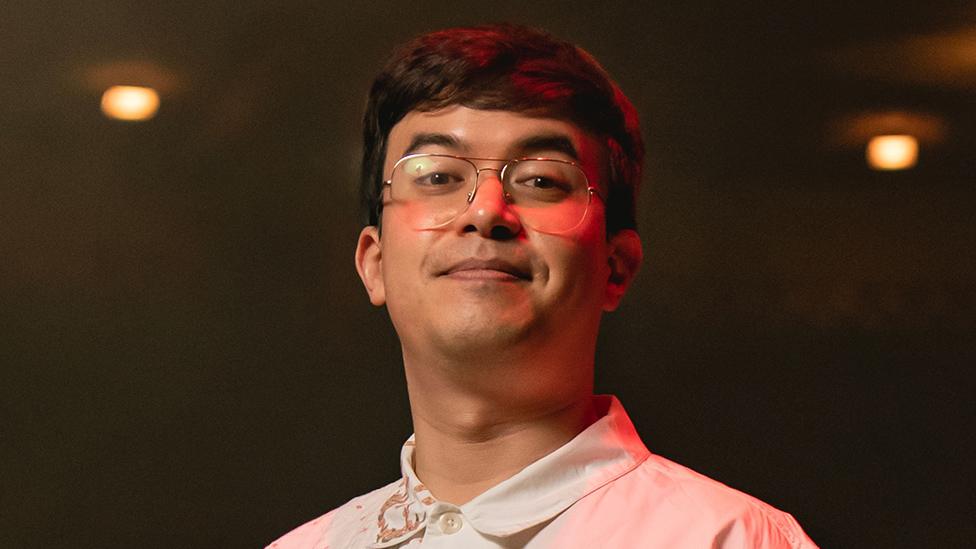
[376,481,424,544]
[412,483,436,506]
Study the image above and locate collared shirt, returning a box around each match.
[269,396,818,548]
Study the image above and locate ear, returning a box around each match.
[355,226,386,306]
[603,229,643,311]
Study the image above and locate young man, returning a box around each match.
[270,24,817,548]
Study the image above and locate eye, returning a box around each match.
[420,172,457,186]
[410,170,468,194]
[512,174,573,194]
[525,176,569,191]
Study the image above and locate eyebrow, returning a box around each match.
[401,132,581,160]
[513,134,580,160]
[403,133,463,155]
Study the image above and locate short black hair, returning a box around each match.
[361,23,644,234]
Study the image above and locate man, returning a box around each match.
[270,23,817,548]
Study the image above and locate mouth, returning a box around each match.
[440,258,532,281]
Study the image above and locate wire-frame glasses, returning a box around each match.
[381,153,601,233]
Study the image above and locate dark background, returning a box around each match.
[3,1,974,547]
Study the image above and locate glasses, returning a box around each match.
[382,153,601,233]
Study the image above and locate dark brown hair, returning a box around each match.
[361,23,644,233]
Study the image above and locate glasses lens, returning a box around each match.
[390,155,475,228]
[505,160,591,233]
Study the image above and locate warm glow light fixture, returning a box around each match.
[866,135,918,171]
[100,85,160,121]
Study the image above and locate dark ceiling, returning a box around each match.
[3,2,974,548]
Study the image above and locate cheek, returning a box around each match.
[539,233,610,303]
[381,236,418,290]
[566,210,611,286]
[379,222,438,303]
[379,234,425,336]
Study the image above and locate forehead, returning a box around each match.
[384,106,606,178]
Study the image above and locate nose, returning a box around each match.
[455,168,522,239]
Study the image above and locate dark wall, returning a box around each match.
[3,2,974,547]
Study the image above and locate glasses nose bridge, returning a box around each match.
[472,160,509,181]
[468,160,512,203]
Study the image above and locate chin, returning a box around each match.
[431,310,538,356]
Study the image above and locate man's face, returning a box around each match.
[355,106,640,359]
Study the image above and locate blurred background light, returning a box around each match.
[866,134,919,170]
[100,85,160,121]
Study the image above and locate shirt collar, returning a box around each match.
[368,395,650,546]
[369,440,434,548]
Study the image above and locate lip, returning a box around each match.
[440,258,532,281]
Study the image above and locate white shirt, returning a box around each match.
[269,395,817,548]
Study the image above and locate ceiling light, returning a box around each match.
[100,85,160,121]
[866,135,918,170]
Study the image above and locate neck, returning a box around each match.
[402,346,597,505]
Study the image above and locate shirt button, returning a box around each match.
[437,511,463,534]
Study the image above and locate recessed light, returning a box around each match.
[100,85,160,121]
[866,135,918,171]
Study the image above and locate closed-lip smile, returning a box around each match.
[440,258,531,281]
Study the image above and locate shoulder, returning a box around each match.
[604,453,818,548]
[265,479,402,549]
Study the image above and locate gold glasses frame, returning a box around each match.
[380,152,602,233]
